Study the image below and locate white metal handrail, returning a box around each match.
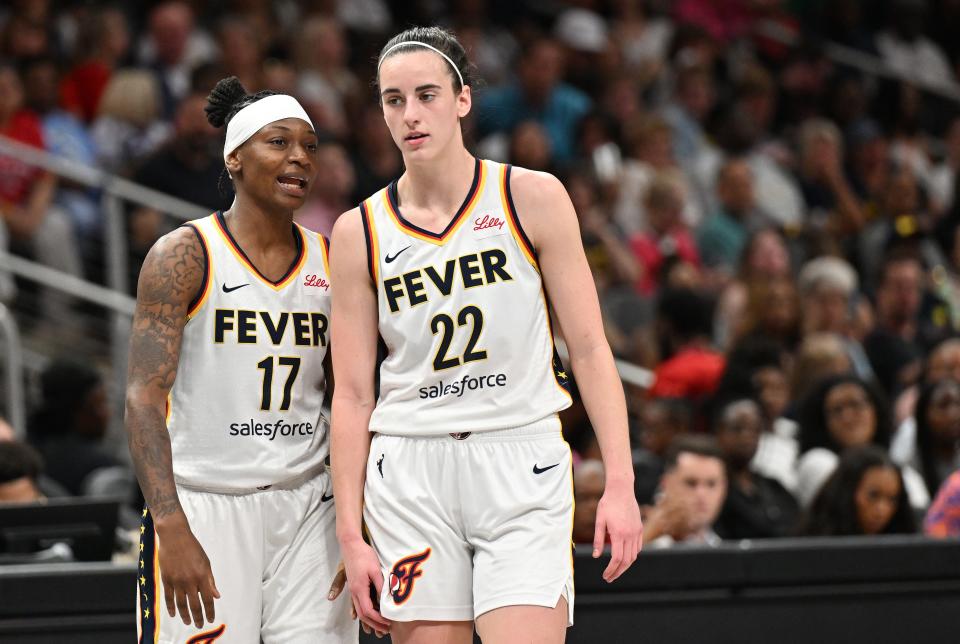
[0,251,135,316]
[0,135,208,221]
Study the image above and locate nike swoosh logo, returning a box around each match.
[222,283,250,293]
[385,246,411,263]
[533,463,560,475]
[321,493,334,502]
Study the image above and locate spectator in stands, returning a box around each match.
[891,337,960,466]
[924,469,960,537]
[633,397,693,505]
[644,435,727,547]
[735,275,801,352]
[876,0,956,91]
[629,171,700,295]
[349,102,403,205]
[573,460,605,544]
[796,118,864,233]
[711,395,799,539]
[796,373,928,510]
[0,440,44,502]
[294,16,360,138]
[138,1,216,119]
[215,16,264,98]
[508,120,554,173]
[60,5,130,124]
[928,117,960,217]
[696,157,761,277]
[131,91,229,210]
[610,0,674,84]
[717,337,799,492]
[615,115,703,234]
[295,138,356,237]
[720,65,806,228]
[649,287,725,402]
[714,226,792,349]
[90,69,171,174]
[0,58,83,320]
[914,379,960,499]
[864,251,949,391]
[661,62,716,172]
[797,256,874,380]
[801,445,916,536]
[790,333,854,407]
[27,360,127,498]
[21,55,101,247]
[476,38,591,163]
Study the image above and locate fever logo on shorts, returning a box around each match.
[186,624,226,643]
[389,548,431,605]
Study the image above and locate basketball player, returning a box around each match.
[125,77,355,643]
[329,27,643,643]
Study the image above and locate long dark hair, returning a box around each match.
[915,378,960,498]
[798,373,892,455]
[801,445,915,536]
[204,76,278,130]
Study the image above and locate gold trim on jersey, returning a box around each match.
[211,214,308,291]
[499,164,539,270]
[187,223,215,319]
[317,233,330,277]
[362,200,381,284]
[382,160,487,246]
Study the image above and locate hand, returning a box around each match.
[341,538,392,635]
[156,520,220,628]
[592,481,643,583]
[646,493,692,541]
[328,559,386,638]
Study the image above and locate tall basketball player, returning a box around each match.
[329,27,643,643]
[125,77,355,643]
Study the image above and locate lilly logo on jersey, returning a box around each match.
[303,274,330,291]
[389,548,431,605]
[473,214,504,232]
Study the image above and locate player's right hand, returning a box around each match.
[341,538,392,635]
[327,560,386,638]
[156,521,221,628]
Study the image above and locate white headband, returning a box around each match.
[377,41,464,89]
[223,94,314,163]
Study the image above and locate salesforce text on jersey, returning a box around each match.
[419,372,508,399]
[229,419,315,440]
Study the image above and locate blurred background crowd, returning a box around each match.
[4,0,960,557]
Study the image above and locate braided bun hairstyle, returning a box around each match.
[204,76,278,129]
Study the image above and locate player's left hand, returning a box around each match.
[327,560,387,638]
[592,479,643,583]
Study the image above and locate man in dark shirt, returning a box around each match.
[712,396,799,539]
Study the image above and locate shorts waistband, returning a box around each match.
[175,462,326,495]
[377,415,562,442]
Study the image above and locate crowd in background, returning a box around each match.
[4,0,960,551]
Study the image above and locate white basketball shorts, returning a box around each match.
[137,468,356,643]
[363,415,574,625]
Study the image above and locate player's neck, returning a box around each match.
[398,144,475,215]
[225,193,296,250]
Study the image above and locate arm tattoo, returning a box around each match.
[125,229,204,521]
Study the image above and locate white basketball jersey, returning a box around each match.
[362,159,571,436]
[166,212,332,491]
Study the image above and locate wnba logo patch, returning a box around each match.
[389,548,431,604]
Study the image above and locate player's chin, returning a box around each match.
[272,189,309,209]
